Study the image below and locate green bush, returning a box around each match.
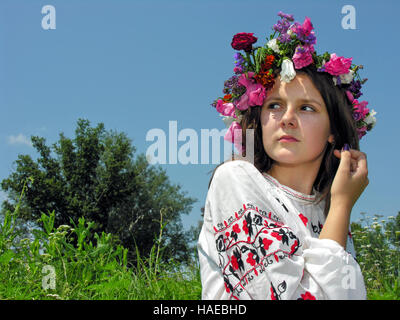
[351,212,400,300]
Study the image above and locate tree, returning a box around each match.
[1,119,196,263]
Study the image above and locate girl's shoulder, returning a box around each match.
[211,159,260,184]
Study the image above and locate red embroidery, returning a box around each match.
[231,255,239,270]
[271,231,282,241]
[290,240,299,255]
[242,220,249,235]
[212,202,300,300]
[270,287,277,300]
[246,253,256,266]
[299,213,308,226]
[263,238,273,251]
[232,223,241,234]
[300,291,316,300]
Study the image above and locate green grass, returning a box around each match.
[0,180,201,300]
[0,180,398,300]
[0,209,202,300]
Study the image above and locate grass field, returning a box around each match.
[0,184,398,300]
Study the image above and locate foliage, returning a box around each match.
[0,119,196,263]
[351,211,400,300]
[0,181,201,300]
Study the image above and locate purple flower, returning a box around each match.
[234,53,245,66]
[352,111,363,121]
[223,75,239,91]
[278,33,291,43]
[278,11,294,21]
[290,20,317,45]
[349,80,363,99]
[273,19,290,34]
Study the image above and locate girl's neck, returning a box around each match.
[266,163,319,196]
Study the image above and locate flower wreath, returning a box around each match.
[211,11,377,152]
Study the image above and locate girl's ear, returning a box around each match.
[328,134,335,145]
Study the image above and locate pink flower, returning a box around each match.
[324,53,352,76]
[353,99,369,118]
[357,126,367,140]
[224,121,243,153]
[233,66,243,74]
[292,45,314,69]
[216,99,236,117]
[236,72,266,110]
[345,90,354,103]
[302,17,313,36]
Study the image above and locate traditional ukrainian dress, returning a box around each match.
[197,160,366,300]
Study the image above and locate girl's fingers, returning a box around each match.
[333,148,368,174]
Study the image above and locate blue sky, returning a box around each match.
[0,0,398,231]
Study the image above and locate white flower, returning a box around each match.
[364,109,377,128]
[280,59,296,83]
[267,38,280,54]
[221,115,235,128]
[332,70,354,85]
[340,69,354,84]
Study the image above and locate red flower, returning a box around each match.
[246,252,256,266]
[300,291,316,300]
[231,32,257,53]
[231,255,239,270]
[299,213,308,226]
[262,237,273,251]
[232,223,241,234]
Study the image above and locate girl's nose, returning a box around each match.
[280,107,298,128]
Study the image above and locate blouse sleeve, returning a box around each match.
[197,160,367,300]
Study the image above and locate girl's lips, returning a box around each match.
[279,138,299,142]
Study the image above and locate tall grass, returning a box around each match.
[1,179,398,300]
[0,179,201,300]
[351,213,400,300]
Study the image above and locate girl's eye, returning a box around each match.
[302,105,315,112]
[267,103,315,112]
[267,103,280,110]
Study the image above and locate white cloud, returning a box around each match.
[7,133,33,147]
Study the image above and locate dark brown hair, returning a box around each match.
[208,64,359,217]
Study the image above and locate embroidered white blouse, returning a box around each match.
[197,160,367,300]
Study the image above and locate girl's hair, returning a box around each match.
[208,64,360,217]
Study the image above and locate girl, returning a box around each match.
[197,12,376,300]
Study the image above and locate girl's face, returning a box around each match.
[261,73,334,166]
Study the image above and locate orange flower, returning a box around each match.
[254,54,276,89]
[263,55,275,70]
[223,94,232,102]
[254,70,275,90]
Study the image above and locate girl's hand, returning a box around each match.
[331,145,369,209]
